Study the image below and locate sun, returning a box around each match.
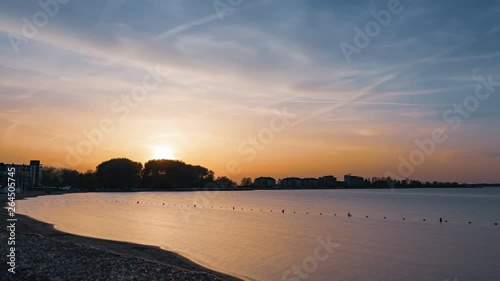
[150,146,176,160]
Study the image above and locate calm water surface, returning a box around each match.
[18,188,500,281]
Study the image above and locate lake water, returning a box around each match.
[17,188,500,281]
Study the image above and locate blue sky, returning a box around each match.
[0,0,499,182]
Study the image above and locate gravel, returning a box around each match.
[0,231,233,281]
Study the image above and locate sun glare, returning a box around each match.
[150,146,176,160]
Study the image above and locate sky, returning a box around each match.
[0,0,499,183]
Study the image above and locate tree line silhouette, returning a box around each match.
[40,158,469,192]
[42,158,236,191]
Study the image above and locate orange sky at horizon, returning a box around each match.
[2,122,499,184]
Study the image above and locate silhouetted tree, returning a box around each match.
[240,177,253,187]
[142,159,213,189]
[41,166,61,186]
[78,170,98,191]
[41,166,80,187]
[214,176,236,188]
[96,158,142,190]
[61,169,80,187]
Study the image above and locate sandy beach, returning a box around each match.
[0,192,241,281]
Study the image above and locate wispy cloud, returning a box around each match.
[155,13,221,40]
[99,0,128,22]
[0,0,499,181]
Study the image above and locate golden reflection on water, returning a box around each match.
[18,189,500,281]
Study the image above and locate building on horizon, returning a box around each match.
[254,177,276,188]
[302,178,319,188]
[344,174,364,187]
[278,176,338,188]
[280,177,303,188]
[319,175,337,187]
[0,160,43,193]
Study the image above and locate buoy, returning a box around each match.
[320,213,322,215]
[366,216,368,218]
[403,218,405,220]
[495,223,498,225]
[445,220,448,223]
[469,221,472,224]
[423,219,426,221]
[282,209,285,213]
[384,216,386,219]
[306,212,308,214]
[137,201,139,204]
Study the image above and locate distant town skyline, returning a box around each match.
[1,0,500,183]
[2,157,497,186]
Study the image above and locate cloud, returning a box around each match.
[0,0,499,181]
[99,0,128,22]
[155,13,221,39]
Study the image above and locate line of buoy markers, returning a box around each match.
[44,200,499,226]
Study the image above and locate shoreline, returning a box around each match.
[1,192,242,281]
[31,184,496,195]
